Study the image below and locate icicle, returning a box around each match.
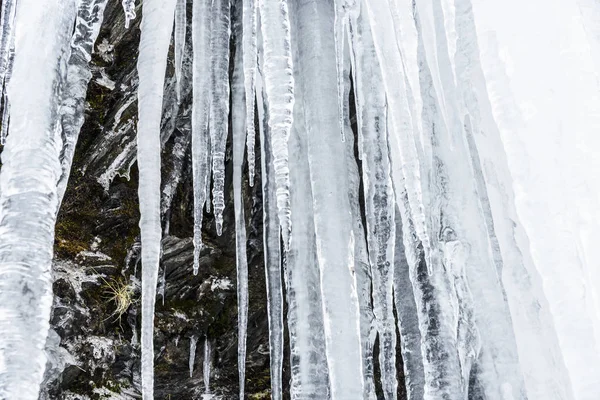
[0,0,77,398]
[290,0,364,397]
[284,92,331,398]
[454,0,574,397]
[189,335,198,378]
[242,0,258,186]
[333,0,356,142]
[341,32,377,399]
[1,90,10,145]
[203,337,212,396]
[0,0,16,84]
[411,1,526,396]
[191,0,212,274]
[136,0,177,398]
[208,0,231,236]
[161,127,191,220]
[57,0,110,204]
[362,0,433,275]
[258,0,294,251]
[174,0,186,102]
[257,72,284,400]
[231,12,249,400]
[393,206,426,400]
[0,0,16,146]
[122,0,137,29]
[352,12,398,396]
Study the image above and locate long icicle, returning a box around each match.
[136,0,177,398]
[257,66,284,400]
[352,13,398,396]
[0,0,77,398]
[232,9,249,400]
[257,0,294,251]
[57,0,110,204]
[285,93,331,399]
[284,10,331,395]
[242,0,258,186]
[0,0,16,145]
[174,0,187,102]
[191,0,212,274]
[208,0,231,236]
[291,0,364,397]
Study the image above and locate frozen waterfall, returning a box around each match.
[0,0,599,399]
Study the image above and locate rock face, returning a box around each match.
[42,2,277,399]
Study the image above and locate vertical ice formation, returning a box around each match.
[453,0,573,398]
[339,35,379,400]
[393,206,425,400]
[332,0,357,142]
[415,1,525,397]
[0,0,16,145]
[208,0,230,236]
[351,9,398,399]
[284,91,331,399]
[58,0,109,204]
[189,335,198,378]
[0,0,15,90]
[472,0,600,397]
[362,0,433,277]
[122,0,137,28]
[203,337,212,395]
[232,12,249,400]
[174,0,187,102]
[291,0,364,397]
[191,0,212,274]
[0,0,77,398]
[161,127,191,232]
[258,0,294,250]
[258,74,284,400]
[136,0,177,398]
[242,0,258,185]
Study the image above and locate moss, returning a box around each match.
[248,391,272,400]
[246,367,272,398]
